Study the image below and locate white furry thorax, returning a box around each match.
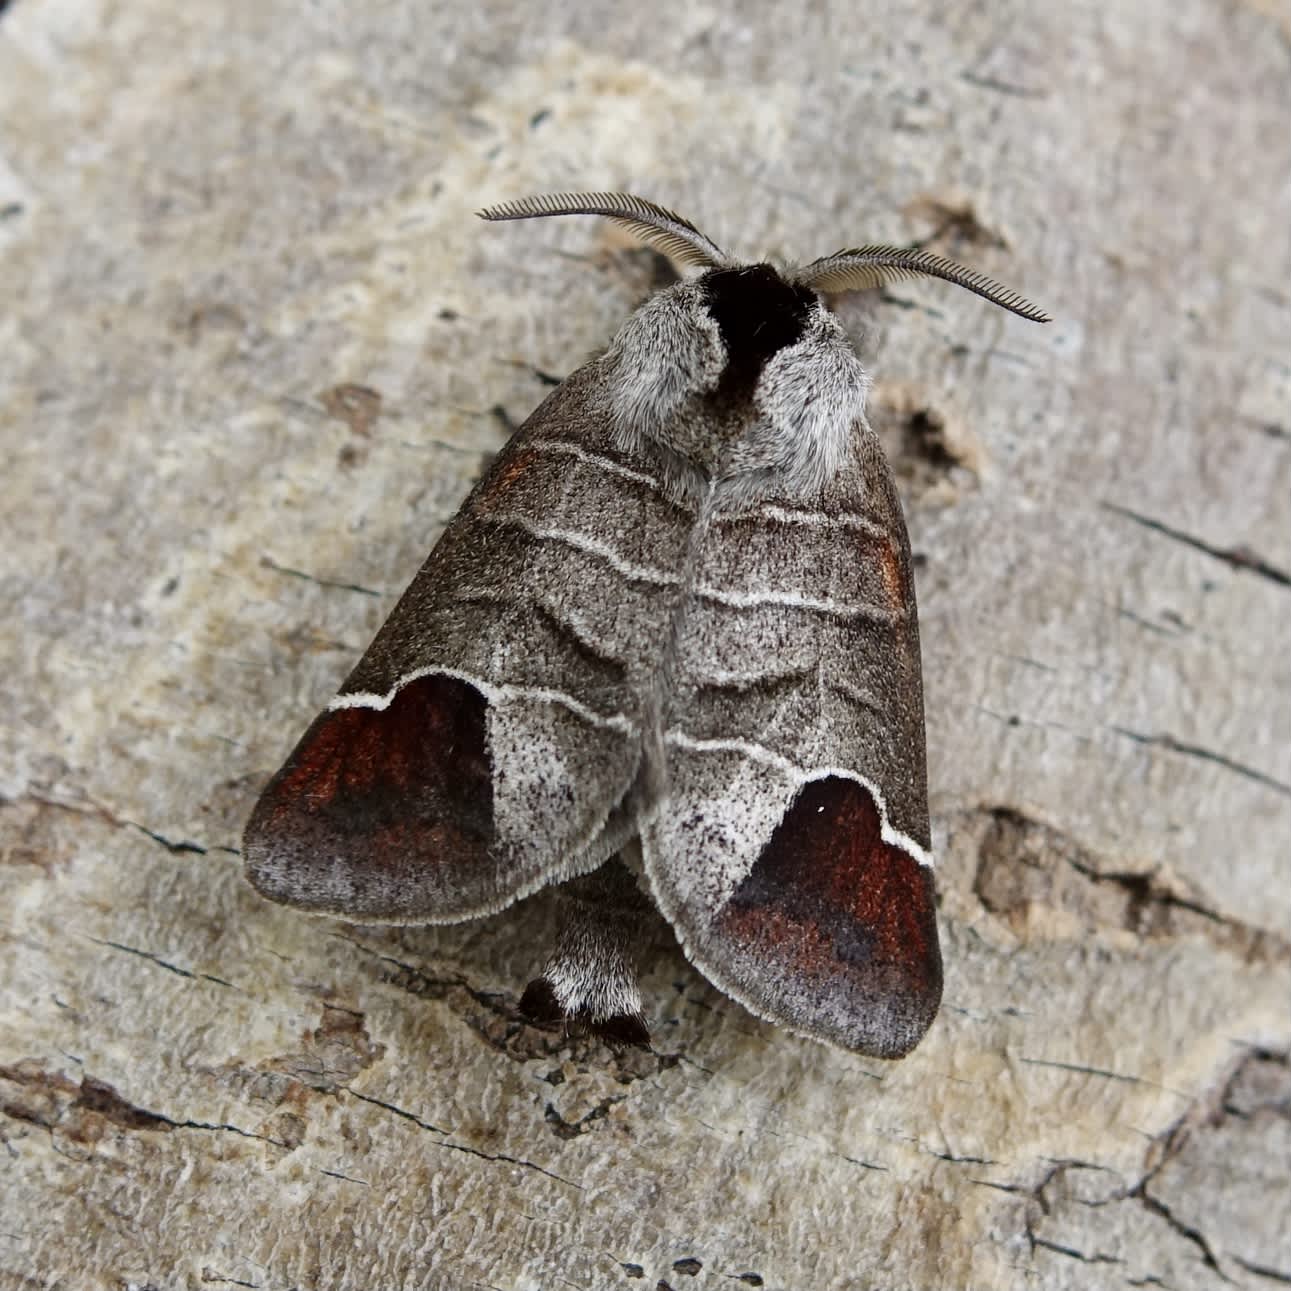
[602,278,871,508]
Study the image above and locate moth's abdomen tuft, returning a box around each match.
[520,977,652,1049]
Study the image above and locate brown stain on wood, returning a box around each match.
[320,384,383,437]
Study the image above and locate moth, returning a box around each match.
[244,193,1048,1058]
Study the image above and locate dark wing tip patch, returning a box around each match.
[243,674,498,921]
[712,777,942,1058]
[520,977,652,1050]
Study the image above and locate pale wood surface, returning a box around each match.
[1,3,1288,1288]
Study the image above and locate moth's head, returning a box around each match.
[478,193,1050,494]
[696,262,818,399]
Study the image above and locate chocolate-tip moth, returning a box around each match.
[243,193,1049,1058]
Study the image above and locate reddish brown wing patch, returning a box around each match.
[714,777,941,1057]
[243,675,499,920]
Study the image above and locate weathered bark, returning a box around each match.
[1,2,1288,1288]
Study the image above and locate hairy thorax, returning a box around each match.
[602,270,871,508]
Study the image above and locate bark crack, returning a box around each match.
[929,1149,996,1164]
[0,1065,284,1146]
[344,1089,583,1190]
[995,1049,1290,1288]
[1127,1048,1291,1283]
[130,823,210,855]
[1018,1056,1150,1085]
[842,1155,889,1172]
[200,1273,260,1289]
[1232,1256,1291,1285]
[1111,727,1291,800]
[259,555,382,598]
[960,71,1048,97]
[1132,1188,1232,1283]
[970,804,1290,953]
[8,789,220,856]
[86,937,235,989]
[345,1088,446,1133]
[1102,501,1291,589]
[1030,1235,1123,1266]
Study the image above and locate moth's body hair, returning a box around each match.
[245,193,1048,1058]
[602,281,726,485]
[602,274,870,512]
[521,857,651,1044]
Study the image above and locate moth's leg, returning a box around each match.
[520,855,652,1047]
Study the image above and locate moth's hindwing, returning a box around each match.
[243,364,692,922]
[642,429,942,1058]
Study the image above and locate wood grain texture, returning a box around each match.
[1,1,1288,1288]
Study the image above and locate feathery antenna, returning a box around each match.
[478,191,730,269]
[795,246,1051,323]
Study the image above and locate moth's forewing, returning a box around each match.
[692,777,940,1058]
[641,433,942,1057]
[243,365,690,923]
